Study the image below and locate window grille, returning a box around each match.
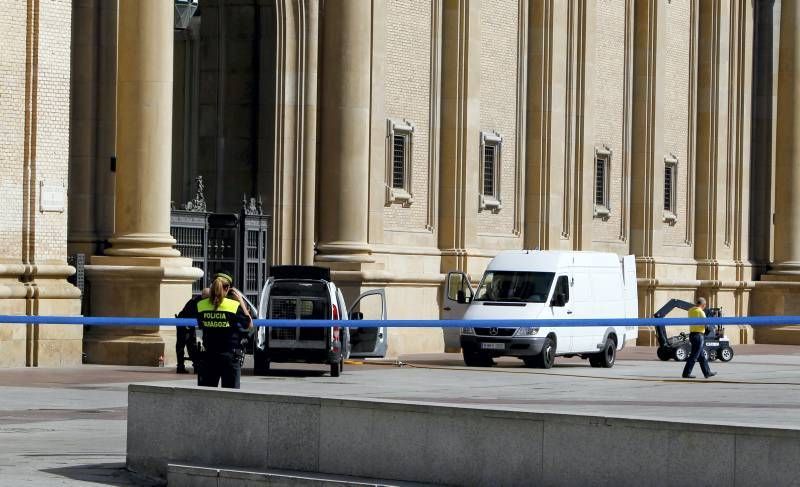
[664,166,673,212]
[595,158,606,207]
[663,155,679,224]
[392,134,407,189]
[479,131,503,212]
[593,146,612,219]
[483,145,496,197]
[386,118,414,205]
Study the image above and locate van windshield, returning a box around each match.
[473,271,555,303]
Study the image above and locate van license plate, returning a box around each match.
[706,342,718,347]
[481,342,505,350]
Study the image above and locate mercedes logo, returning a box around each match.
[490,327,499,336]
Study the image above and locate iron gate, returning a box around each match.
[170,210,271,307]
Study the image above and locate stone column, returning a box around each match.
[315,0,374,263]
[106,0,178,258]
[772,0,800,274]
[525,0,595,254]
[438,0,481,275]
[85,0,201,365]
[628,0,666,331]
[68,0,99,257]
[271,0,319,266]
[754,0,800,345]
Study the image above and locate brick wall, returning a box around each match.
[478,0,520,237]
[0,2,27,264]
[592,0,627,244]
[663,0,692,247]
[0,1,72,266]
[34,0,72,263]
[383,0,433,232]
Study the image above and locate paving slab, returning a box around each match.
[1,346,800,485]
[240,348,800,430]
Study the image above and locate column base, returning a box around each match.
[766,261,800,276]
[105,233,180,258]
[84,255,202,366]
[83,331,166,366]
[315,241,374,263]
[752,277,800,345]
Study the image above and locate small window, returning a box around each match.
[664,155,678,224]
[553,275,570,304]
[385,119,414,206]
[594,146,611,219]
[480,131,503,212]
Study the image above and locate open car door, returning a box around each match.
[255,277,274,352]
[348,289,388,358]
[238,292,258,353]
[442,271,473,352]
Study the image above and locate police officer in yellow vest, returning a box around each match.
[186,272,252,388]
[682,297,717,379]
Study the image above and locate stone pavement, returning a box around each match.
[1,345,799,485]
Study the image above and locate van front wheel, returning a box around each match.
[463,351,494,367]
[528,337,555,369]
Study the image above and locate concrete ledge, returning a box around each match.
[128,385,800,486]
[167,464,422,486]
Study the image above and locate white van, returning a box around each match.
[443,250,638,369]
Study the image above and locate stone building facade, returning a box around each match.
[1,0,798,366]
[0,0,82,367]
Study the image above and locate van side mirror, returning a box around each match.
[552,293,566,307]
[351,311,364,321]
[456,290,469,304]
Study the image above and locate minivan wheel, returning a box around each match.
[253,349,271,375]
[530,337,555,369]
[330,361,342,377]
[463,351,494,367]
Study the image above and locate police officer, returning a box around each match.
[682,297,717,379]
[175,288,209,374]
[186,272,252,388]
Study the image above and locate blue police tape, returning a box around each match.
[1,314,800,328]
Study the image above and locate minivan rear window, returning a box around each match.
[270,280,328,298]
[473,271,555,303]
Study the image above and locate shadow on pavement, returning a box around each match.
[42,462,161,487]
[244,368,328,378]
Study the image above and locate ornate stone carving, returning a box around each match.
[242,194,263,215]
[182,176,207,212]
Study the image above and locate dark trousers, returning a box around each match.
[197,351,241,389]
[683,332,712,378]
[175,326,197,367]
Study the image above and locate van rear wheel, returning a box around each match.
[589,339,616,368]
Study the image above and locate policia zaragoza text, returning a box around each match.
[182,272,253,388]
